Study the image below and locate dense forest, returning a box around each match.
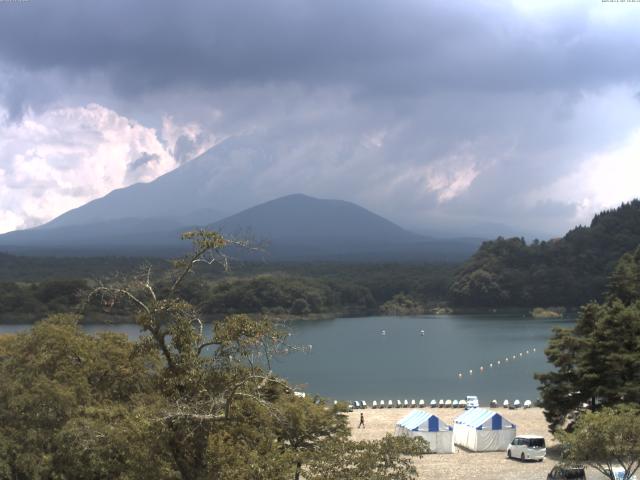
[449,200,640,307]
[0,259,455,321]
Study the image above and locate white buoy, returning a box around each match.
[497,360,501,365]
[489,363,493,368]
[505,358,509,362]
[469,369,473,375]
[480,366,484,372]
[458,372,463,378]
[512,355,516,359]
[519,352,523,357]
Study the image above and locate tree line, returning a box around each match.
[450,200,640,307]
[0,263,456,322]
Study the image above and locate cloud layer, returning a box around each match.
[0,0,639,237]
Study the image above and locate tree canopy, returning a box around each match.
[536,245,640,431]
[0,230,429,479]
[450,200,640,307]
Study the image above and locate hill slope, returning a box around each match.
[449,200,640,307]
[0,192,481,260]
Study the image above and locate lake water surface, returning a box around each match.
[0,314,573,405]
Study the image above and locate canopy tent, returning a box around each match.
[453,408,516,452]
[395,410,455,453]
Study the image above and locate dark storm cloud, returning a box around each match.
[1,0,639,237]
[0,0,638,98]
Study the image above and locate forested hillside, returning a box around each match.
[0,259,455,321]
[449,200,640,307]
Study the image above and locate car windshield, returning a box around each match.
[528,438,545,448]
[562,468,585,479]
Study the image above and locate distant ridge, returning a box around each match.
[0,193,481,261]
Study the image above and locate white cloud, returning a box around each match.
[529,126,640,226]
[0,103,209,233]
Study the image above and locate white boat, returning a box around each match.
[379,400,385,408]
[430,399,437,408]
[361,401,367,409]
[403,399,409,408]
[372,400,378,409]
[381,330,386,335]
[388,400,393,409]
[420,329,425,336]
[523,400,532,409]
[411,399,416,407]
[503,399,509,408]
[445,399,452,408]
[490,399,498,408]
[459,399,467,409]
[452,400,459,408]
[438,399,445,408]
[396,400,402,408]
[419,399,425,408]
[513,399,521,409]
[354,400,361,409]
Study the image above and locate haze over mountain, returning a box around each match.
[0,188,481,261]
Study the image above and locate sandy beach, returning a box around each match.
[348,407,607,480]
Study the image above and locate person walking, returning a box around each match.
[358,412,365,429]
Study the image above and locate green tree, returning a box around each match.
[558,405,640,480]
[537,246,640,431]
[305,434,429,480]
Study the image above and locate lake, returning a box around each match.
[0,314,573,406]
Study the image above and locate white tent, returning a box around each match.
[395,410,455,453]
[453,408,516,452]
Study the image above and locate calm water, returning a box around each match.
[0,314,573,405]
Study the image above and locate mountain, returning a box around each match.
[209,194,480,261]
[0,192,481,260]
[0,136,482,260]
[449,199,640,307]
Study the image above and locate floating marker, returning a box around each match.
[505,358,509,362]
[512,355,516,359]
[458,372,462,378]
[489,363,493,368]
[519,352,523,357]
[469,369,473,375]
[497,360,501,365]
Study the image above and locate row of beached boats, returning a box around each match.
[350,399,533,409]
[491,399,532,409]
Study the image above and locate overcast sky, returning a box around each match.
[1,0,639,237]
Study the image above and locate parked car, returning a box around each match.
[605,467,637,480]
[507,435,546,461]
[465,395,479,409]
[546,466,586,480]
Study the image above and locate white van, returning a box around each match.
[465,395,479,409]
[507,435,546,461]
